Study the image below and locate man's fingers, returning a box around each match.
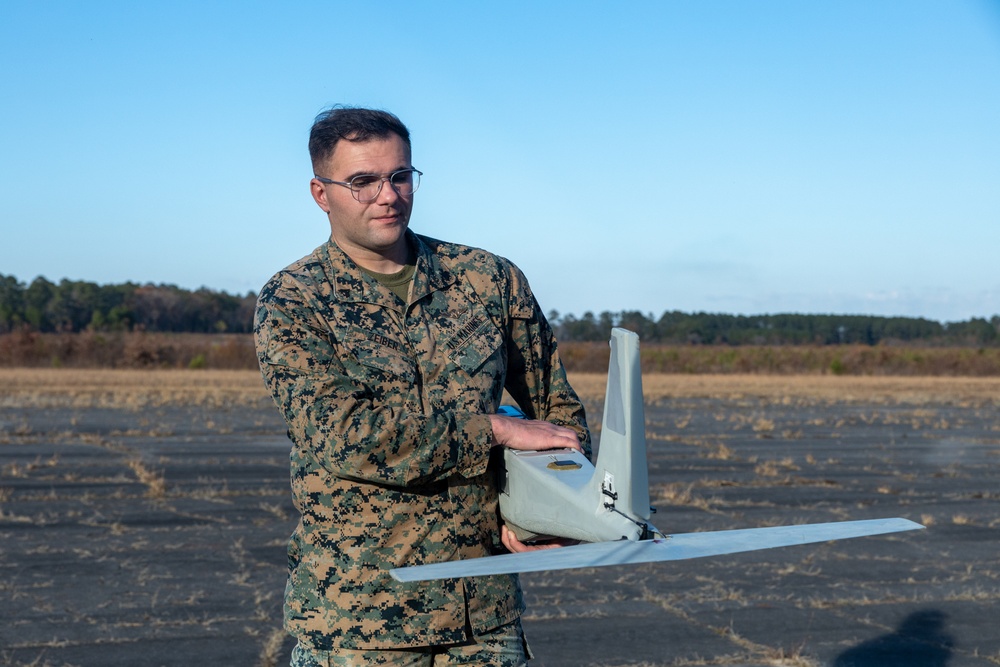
[489,414,583,453]
[500,525,517,552]
[501,525,575,553]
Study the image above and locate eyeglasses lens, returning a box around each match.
[390,171,416,196]
[350,170,420,202]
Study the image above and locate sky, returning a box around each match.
[2,1,999,323]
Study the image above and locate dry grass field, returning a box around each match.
[5,331,1000,376]
[2,369,999,666]
[2,369,999,409]
[0,369,272,409]
[569,373,1000,407]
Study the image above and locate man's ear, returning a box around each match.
[310,179,331,213]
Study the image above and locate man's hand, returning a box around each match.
[488,414,582,453]
[501,525,580,553]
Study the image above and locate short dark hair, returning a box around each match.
[309,106,411,173]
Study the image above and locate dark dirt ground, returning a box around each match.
[1,394,998,666]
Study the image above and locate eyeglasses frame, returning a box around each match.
[315,168,423,203]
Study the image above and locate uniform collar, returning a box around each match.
[319,231,456,309]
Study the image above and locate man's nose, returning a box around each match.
[375,177,400,204]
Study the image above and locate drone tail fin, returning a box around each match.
[590,327,651,524]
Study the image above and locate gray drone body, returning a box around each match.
[498,328,657,543]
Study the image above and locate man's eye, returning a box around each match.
[351,176,379,188]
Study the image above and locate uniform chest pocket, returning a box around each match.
[442,308,504,375]
[346,336,417,385]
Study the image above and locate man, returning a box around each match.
[254,106,589,666]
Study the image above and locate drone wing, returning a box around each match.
[390,518,923,582]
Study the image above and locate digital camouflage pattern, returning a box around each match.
[289,618,531,666]
[254,231,589,650]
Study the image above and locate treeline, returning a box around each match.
[2,273,998,347]
[550,310,1000,347]
[0,274,256,334]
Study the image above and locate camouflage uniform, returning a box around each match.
[254,231,589,651]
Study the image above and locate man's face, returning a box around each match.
[310,133,414,264]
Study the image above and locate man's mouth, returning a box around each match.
[373,212,403,223]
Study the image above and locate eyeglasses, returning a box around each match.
[315,168,422,203]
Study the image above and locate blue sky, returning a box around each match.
[2,1,998,322]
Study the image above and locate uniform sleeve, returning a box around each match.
[500,264,592,457]
[254,275,494,488]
